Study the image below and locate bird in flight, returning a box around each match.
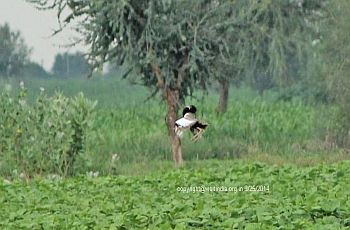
[175,105,208,141]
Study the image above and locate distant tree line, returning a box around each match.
[0,23,31,77]
[0,23,89,78]
[52,52,89,78]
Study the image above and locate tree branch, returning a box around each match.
[150,63,165,89]
[176,53,189,89]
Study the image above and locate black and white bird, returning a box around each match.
[175,105,208,141]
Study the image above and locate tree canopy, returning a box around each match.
[319,0,350,146]
[234,0,325,92]
[29,0,235,100]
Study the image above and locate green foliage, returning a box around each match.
[27,0,325,96]
[1,77,338,176]
[1,160,350,228]
[320,0,350,147]
[87,97,320,170]
[0,23,31,77]
[2,77,343,176]
[27,0,237,100]
[236,0,324,91]
[0,85,96,177]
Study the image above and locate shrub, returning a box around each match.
[0,85,96,177]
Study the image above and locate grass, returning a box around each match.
[0,75,348,177]
[0,74,150,108]
[83,97,324,169]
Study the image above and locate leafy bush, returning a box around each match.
[0,85,96,177]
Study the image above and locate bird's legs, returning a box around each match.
[191,128,205,142]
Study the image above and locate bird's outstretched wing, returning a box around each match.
[175,117,197,128]
[190,121,209,141]
[190,121,208,134]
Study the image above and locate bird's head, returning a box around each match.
[182,105,197,117]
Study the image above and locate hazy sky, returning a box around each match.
[0,0,86,71]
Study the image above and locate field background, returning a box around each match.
[0,74,348,176]
[1,75,350,229]
[1,0,350,228]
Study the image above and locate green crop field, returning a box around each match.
[1,160,350,229]
[1,76,349,229]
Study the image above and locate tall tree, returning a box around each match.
[246,0,324,87]
[320,0,350,146]
[211,0,248,113]
[214,0,325,112]
[0,23,31,77]
[28,0,235,166]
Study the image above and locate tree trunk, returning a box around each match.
[151,62,184,166]
[165,88,184,167]
[217,79,229,113]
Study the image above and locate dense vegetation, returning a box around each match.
[0,76,346,177]
[1,160,350,229]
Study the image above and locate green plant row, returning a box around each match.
[1,160,349,229]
